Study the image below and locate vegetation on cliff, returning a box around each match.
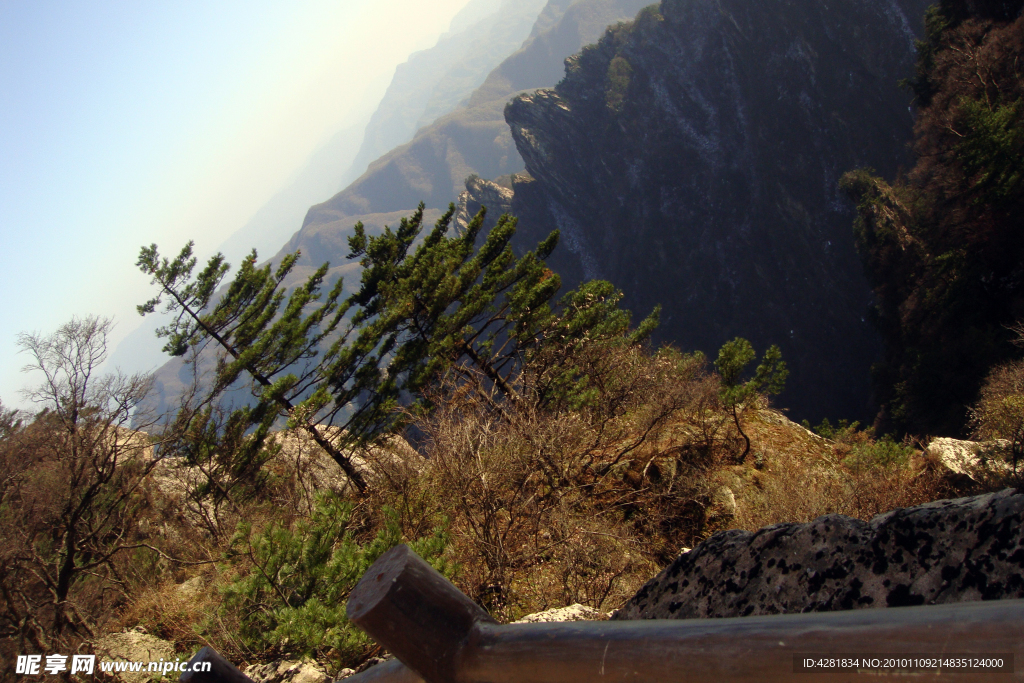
[502,0,933,424]
[2,204,962,677]
[842,0,1024,436]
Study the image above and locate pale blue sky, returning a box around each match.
[0,0,471,405]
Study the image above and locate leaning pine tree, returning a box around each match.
[138,203,656,494]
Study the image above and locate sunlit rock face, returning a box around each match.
[615,489,1024,620]
[501,0,934,422]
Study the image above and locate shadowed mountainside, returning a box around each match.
[473,0,935,423]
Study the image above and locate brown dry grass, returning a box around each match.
[734,415,947,529]
[367,346,726,621]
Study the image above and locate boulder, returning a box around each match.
[615,488,1024,620]
[91,628,177,683]
[244,659,331,683]
[712,485,737,517]
[174,575,204,599]
[926,437,1013,482]
[515,604,608,623]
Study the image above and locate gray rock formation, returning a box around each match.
[927,437,1015,477]
[614,489,1024,620]
[501,0,935,423]
[91,628,177,683]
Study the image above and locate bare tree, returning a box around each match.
[0,317,157,653]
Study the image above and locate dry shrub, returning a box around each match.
[735,441,946,530]
[373,345,729,620]
[969,357,1024,487]
[0,363,157,658]
[114,572,221,656]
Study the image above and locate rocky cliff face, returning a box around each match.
[497,0,934,422]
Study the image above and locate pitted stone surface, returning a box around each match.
[614,489,1024,620]
[245,660,330,683]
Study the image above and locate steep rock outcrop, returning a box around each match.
[614,488,1024,620]
[501,0,934,422]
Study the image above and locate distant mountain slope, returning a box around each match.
[216,120,368,266]
[479,0,935,422]
[116,0,540,392]
[295,0,655,235]
[345,0,547,180]
[137,0,652,418]
[217,0,532,268]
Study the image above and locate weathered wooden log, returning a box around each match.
[457,602,1021,682]
[347,544,1024,683]
[179,646,256,683]
[347,543,495,683]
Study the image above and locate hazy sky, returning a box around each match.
[0,0,471,405]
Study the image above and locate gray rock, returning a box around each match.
[174,575,204,599]
[91,629,177,683]
[926,437,1013,481]
[244,659,330,683]
[515,604,607,623]
[614,489,1024,620]
[712,485,737,517]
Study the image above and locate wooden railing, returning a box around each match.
[181,544,1024,682]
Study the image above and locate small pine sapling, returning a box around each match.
[715,338,788,463]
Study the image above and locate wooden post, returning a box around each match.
[179,646,256,683]
[347,544,495,683]
[346,545,1024,683]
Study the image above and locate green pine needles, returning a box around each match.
[220,492,451,670]
[138,202,656,494]
[715,338,788,463]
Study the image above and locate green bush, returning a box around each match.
[804,417,862,441]
[220,492,452,670]
[843,437,914,472]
